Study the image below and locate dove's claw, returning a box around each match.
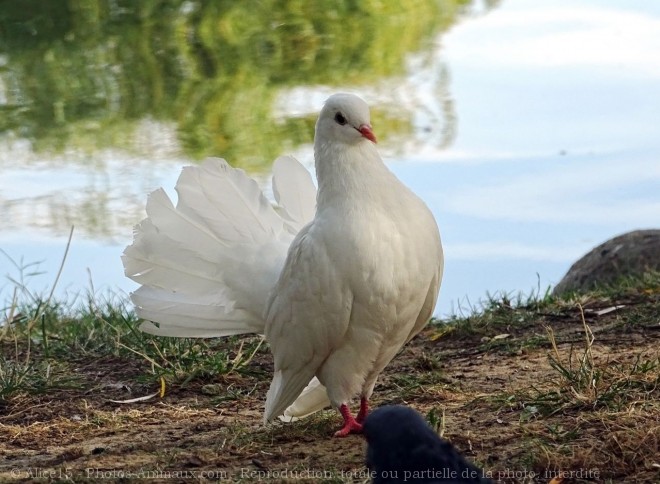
[334,403,363,437]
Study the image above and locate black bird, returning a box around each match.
[363,405,493,483]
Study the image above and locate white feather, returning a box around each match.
[279,377,331,422]
[272,155,317,232]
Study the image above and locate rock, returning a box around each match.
[553,229,660,295]
[201,384,223,396]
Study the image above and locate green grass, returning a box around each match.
[0,353,78,400]
[3,250,659,414]
[1,247,278,403]
[425,406,446,436]
[562,270,660,300]
[526,333,659,417]
[435,278,557,340]
[1,277,268,402]
[430,271,660,357]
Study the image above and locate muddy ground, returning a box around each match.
[1,295,659,483]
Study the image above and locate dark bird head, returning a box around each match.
[363,405,492,484]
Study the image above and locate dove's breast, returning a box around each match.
[310,143,443,407]
[313,188,442,405]
[319,186,441,332]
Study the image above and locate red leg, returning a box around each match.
[356,397,369,424]
[334,403,363,437]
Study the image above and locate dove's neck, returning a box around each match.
[314,140,396,209]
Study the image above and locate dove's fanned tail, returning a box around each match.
[272,155,317,231]
[122,157,315,338]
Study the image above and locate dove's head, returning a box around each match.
[316,93,377,146]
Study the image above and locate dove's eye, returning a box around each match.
[334,112,347,125]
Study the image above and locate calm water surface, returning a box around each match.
[1,0,659,316]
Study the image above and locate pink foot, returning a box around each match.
[334,403,363,437]
[356,397,369,424]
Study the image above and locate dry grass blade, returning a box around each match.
[542,304,601,410]
[117,342,164,370]
[230,336,265,372]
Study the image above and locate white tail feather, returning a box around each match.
[272,155,316,232]
[133,285,261,337]
[175,158,284,244]
[123,157,315,338]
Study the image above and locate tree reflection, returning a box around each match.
[0,0,497,238]
[0,0,481,164]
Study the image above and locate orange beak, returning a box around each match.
[358,124,377,143]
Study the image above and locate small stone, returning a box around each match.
[201,384,223,395]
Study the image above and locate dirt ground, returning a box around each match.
[1,297,658,483]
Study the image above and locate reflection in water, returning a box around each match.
[1,120,185,240]
[0,0,471,162]
[12,1,656,316]
[0,0,483,240]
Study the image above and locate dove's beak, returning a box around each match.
[358,124,377,143]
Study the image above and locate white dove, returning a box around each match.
[123,93,443,436]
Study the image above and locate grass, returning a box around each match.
[420,274,659,482]
[431,278,558,350]
[538,311,659,414]
[462,293,659,482]
[2,253,660,481]
[0,254,270,403]
[1,295,269,402]
[508,308,659,419]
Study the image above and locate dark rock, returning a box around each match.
[553,229,660,295]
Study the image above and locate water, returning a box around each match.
[1,0,659,317]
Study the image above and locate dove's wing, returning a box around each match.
[263,223,352,422]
